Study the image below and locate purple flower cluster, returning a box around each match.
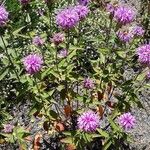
[117,25,144,42]
[137,44,150,66]
[78,0,90,6]
[56,5,89,29]
[32,36,44,47]
[56,8,79,29]
[77,111,100,132]
[132,25,144,36]
[19,0,30,5]
[118,112,136,130]
[117,29,133,43]
[51,32,65,45]
[23,54,43,74]
[0,6,9,27]
[3,124,14,133]
[114,6,136,25]
[74,5,89,20]
[58,49,68,58]
[83,78,94,89]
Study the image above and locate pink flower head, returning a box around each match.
[56,8,79,29]
[74,5,89,20]
[77,111,100,132]
[118,112,136,130]
[114,6,136,25]
[117,29,133,43]
[78,0,90,6]
[83,77,94,89]
[132,25,145,36]
[32,36,44,46]
[58,49,68,58]
[3,124,14,133]
[137,44,150,66]
[0,6,9,27]
[23,54,43,74]
[19,0,30,5]
[51,32,65,45]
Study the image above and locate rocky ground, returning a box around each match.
[0,76,149,150]
[130,87,150,150]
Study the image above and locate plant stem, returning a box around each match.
[55,45,58,71]
[67,0,70,6]
[66,29,70,49]
[65,29,70,96]
[0,35,20,82]
[34,76,47,115]
[47,4,52,35]
[77,22,82,45]
[8,30,18,57]
[76,80,79,110]
[106,17,112,44]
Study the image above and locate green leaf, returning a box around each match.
[116,51,126,58]
[63,131,72,136]
[102,139,112,150]
[63,131,77,137]
[0,37,8,49]
[60,137,73,144]
[29,103,42,116]
[47,89,55,96]
[14,127,30,139]
[67,49,77,60]
[14,34,30,39]
[83,133,92,142]
[50,70,60,79]
[57,85,64,91]
[41,68,51,79]
[58,59,67,68]
[49,110,58,119]
[108,117,119,131]
[91,133,101,138]
[99,53,105,64]
[136,70,147,81]
[13,26,26,36]
[25,13,31,23]
[98,48,109,54]
[144,83,150,88]
[97,129,109,138]
[0,67,9,81]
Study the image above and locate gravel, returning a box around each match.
[130,86,150,150]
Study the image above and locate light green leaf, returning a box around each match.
[0,67,9,81]
[97,129,109,138]
[102,139,112,150]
